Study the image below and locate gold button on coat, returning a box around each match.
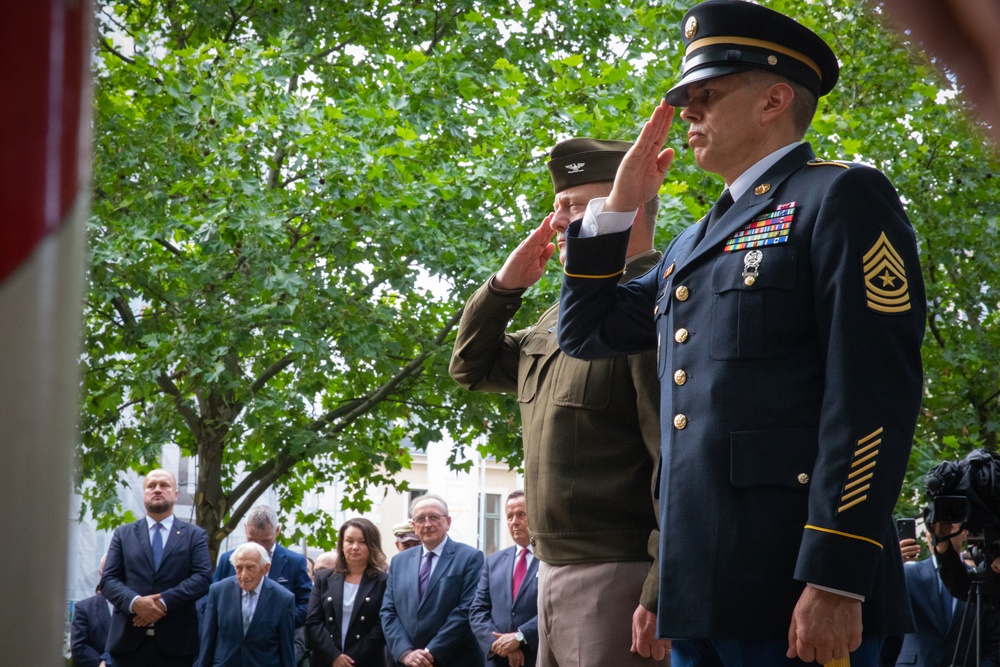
[675,328,689,343]
[797,473,810,485]
[673,414,688,429]
[675,285,690,301]
[674,370,687,385]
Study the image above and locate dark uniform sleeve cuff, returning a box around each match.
[794,524,882,596]
[563,220,631,279]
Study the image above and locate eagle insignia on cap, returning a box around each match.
[862,232,910,313]
[565,162,585,174]
[685,16,698,39]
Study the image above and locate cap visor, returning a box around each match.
[664,64,753,106]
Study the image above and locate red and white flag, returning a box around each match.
[0,0,92,662]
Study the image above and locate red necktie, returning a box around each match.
[512,547,528,599]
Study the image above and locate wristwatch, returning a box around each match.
[514,630,524,644]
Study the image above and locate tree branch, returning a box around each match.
[266,75,300,190]
[250,352,299,395]
[222,0,256,44]
[310,307,463,435]
[155,237,184,257]
[98,35,136,65]
[155,373,201,432]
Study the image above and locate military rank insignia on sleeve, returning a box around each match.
[838,426,883,514]
[862,232,911,313]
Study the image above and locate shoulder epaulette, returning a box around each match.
[806,158,851,169]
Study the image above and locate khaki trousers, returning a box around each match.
[537,560,669,667]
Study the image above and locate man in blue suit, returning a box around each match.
[200,542,296,667]
[101,469,213,667]
[71,555,113,667]
[213,505,312,628]
[896,522,1000,667]
[381,494,485,667]
[471,491,539,667]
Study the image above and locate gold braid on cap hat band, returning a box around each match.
[685,36,822,80]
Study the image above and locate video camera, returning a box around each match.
[925,448,1000,603]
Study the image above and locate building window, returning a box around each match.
[177,456,196,505]
[408,489,427,516]
[480,492,502,555]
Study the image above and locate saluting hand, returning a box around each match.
[494,214,557,291]
[605,100,675,213]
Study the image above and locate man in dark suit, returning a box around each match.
[381,494,484,667]
[200,542,296,667]
[896,522,1000,667]
[470,491,539,667]
[555,2,926,666]
[101,469,213,667]
[71,555,113,667]
[213,505,312,628]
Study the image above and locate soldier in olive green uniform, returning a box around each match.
[450,139,668,667]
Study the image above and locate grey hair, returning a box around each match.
[245,505,279,532]
[410,493,449,516]
[230,542,271,567]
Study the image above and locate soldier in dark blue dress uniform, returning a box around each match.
[553,2,926,666]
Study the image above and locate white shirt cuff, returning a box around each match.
[807,583,864,601]
[578,197,638,238]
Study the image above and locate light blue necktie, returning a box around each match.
[151,522,164,570]
[242,590,255,633]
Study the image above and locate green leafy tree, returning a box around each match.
[84,0,690,559]
[82,0,1000,559]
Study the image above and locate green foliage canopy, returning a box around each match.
[82,0,1000,556]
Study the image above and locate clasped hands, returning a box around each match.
[131,593,166,626]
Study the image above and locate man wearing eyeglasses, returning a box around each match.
[381,494,485,667]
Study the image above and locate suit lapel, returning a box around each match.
[248,579,272,635]
[349,573,376,630]
[916,559,950,633]
[497,548,515,610]
[269,545,287,582]
[134,519,156,570]
[680,143,816,272]
[513,551,539,606]
[96,595,111,634]
[419,541,454,609]
[158,517,186,568]
[227,579,241,630]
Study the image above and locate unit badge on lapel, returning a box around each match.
[862,231,911,313]
[724,201,796,252]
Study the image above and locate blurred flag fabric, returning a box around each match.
[0,0,92,663]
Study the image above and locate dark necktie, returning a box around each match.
[707,189,734,228]
[418,551,435,598]
[512,548,528,599]
[152,522,164,570]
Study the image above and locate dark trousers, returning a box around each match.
[671,637,884,667]
[112,634,194,667]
